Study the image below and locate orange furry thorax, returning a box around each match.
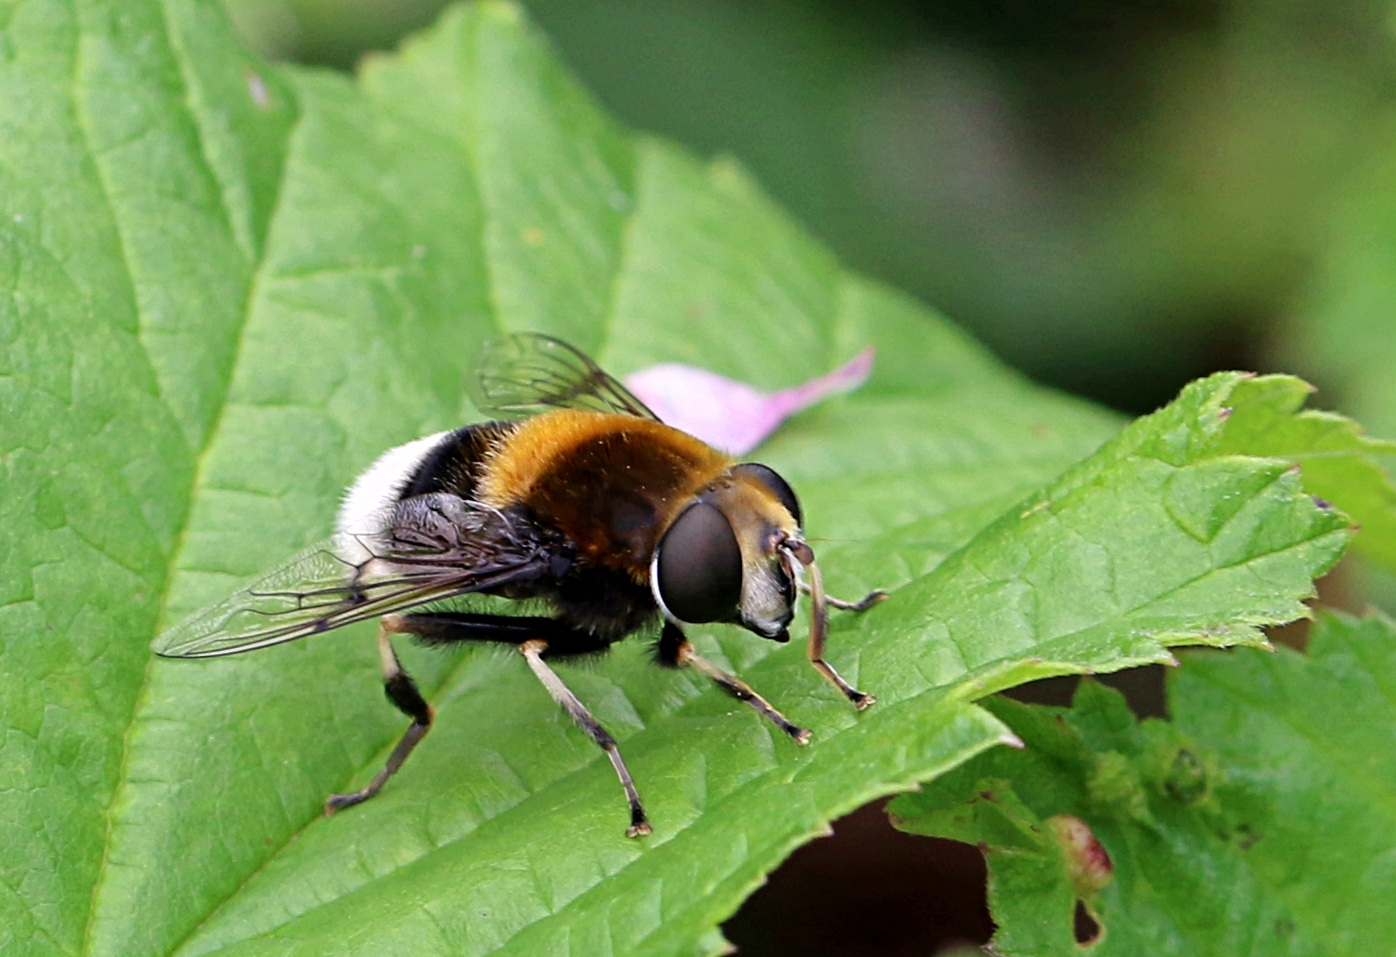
[478,410,734,577]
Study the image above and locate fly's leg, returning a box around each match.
[655,622,810,744]
[800,557,876,710]
[798,580,889,612]
[519,639,651,838]
[323,611,646,836]
[325,615,432,813]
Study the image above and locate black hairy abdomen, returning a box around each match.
[402,421,518,501]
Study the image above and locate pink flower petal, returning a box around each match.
[625,348,874,454]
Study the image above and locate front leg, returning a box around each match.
[799,580,888,612]
[800,558,877,711]
[656,622,810,745]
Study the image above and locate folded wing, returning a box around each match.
[153,495,568,658]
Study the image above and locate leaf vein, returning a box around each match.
[75,58,304,957]
[160,639,491,957]
[68,9,177,952]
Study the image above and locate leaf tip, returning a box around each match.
[1000,732,1026,750]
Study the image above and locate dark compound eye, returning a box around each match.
[655,502,743,623]
[732,462,802,528]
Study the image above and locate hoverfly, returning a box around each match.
[154,334,885,837]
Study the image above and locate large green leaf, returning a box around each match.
[0,2,1390,956]
[890,610,1396,956]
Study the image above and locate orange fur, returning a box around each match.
[478,410,731,508]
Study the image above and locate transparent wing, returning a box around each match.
[473,332,659,420]
[152,495,566,659]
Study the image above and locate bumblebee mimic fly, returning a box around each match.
[153,333,886,837]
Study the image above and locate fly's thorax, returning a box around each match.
[478,409,733,579]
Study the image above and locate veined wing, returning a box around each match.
[152,495,568,658]
[473,332,658,420]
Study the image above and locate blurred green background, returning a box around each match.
[223,0,1396,415]
[218,1,1396,953]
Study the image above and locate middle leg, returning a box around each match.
[518,638,652,838]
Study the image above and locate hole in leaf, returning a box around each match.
[1164,748,1206,804]
[1004,666,1168,718]
[724,798,993,955]
[1073,899,1102,946]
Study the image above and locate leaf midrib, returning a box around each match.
[76,7,301,953]
[51,10,1359,956]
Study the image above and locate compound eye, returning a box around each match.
[732,463,802,528]
[655,502,743,623]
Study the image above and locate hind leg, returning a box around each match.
[518,638,651,837]
[325,615,432,813]
[339,612,650,837]
[325,613,581,813]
